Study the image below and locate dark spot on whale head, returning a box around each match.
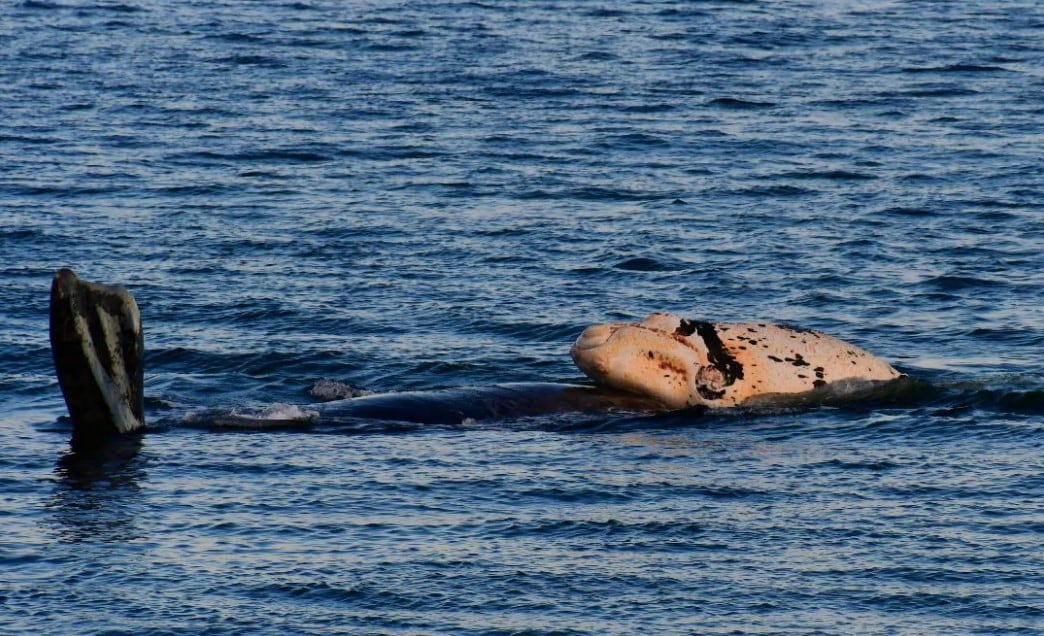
[675,319,697,337]
[647,351,655,359]
[697,386,726,400]
[813,379,827,388]
[693,322,744,385]
[786,353,810,367]
[768,355,783,362]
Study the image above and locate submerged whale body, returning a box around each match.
[216,382,665,430]
[49,269,903,444]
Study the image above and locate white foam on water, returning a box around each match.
[231,403,319,421]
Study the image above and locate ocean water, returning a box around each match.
[1,1,1042,634]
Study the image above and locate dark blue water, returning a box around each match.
[2,1,1042,634]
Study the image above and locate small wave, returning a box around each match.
[902,87,980,98]
[621,103,676,113]
[923,275,1003,291]
[574,51,619,62]
[967,327,1040,343]
[0,229,41,241]
[0,133,61,145]
[4,184,127,197]
[612,257,674,272]
[707,97,776,109]
[874,206,939,217]
[514,186,665,202]
[484,85,584,100]
[93,2,145,12]
[734,184,813,197]
[596,132,672,149]
[172,148,333,164]
[941,388,1044,416]
[811,458,902,471]
[207,54,287,68]
[337,146,445,161]
[902,64,1008,74]
[254,580,365,603]
[205,32,267,44]
[779,170,877,181]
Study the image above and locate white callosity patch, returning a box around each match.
[309,379,373,401]
[572,318,708,409]
[638,313,684,332]
[72,300,144,434]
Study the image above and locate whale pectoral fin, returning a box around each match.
[50,268,145,443]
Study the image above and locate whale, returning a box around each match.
[49,269,903,444]
[48,269,664,444]
[571,313,902,409]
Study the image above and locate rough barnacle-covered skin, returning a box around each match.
[571,313,902,409]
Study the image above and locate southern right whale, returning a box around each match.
[48,269,664,444]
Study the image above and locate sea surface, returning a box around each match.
[1,1,1042,634]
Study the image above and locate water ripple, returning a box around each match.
[2,1,1042,634]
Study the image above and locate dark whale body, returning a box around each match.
[316,383,662,425]
[206,383,665,431]
[49,270,663,443]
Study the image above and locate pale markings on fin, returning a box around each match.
[74,307,141,434]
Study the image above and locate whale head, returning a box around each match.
[50,268,145,444]
[571,313,719,410]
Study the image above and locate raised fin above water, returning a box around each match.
[50,268,145,445]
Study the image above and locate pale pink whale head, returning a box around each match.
[570,313,713,409]
[572,312,902,410]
